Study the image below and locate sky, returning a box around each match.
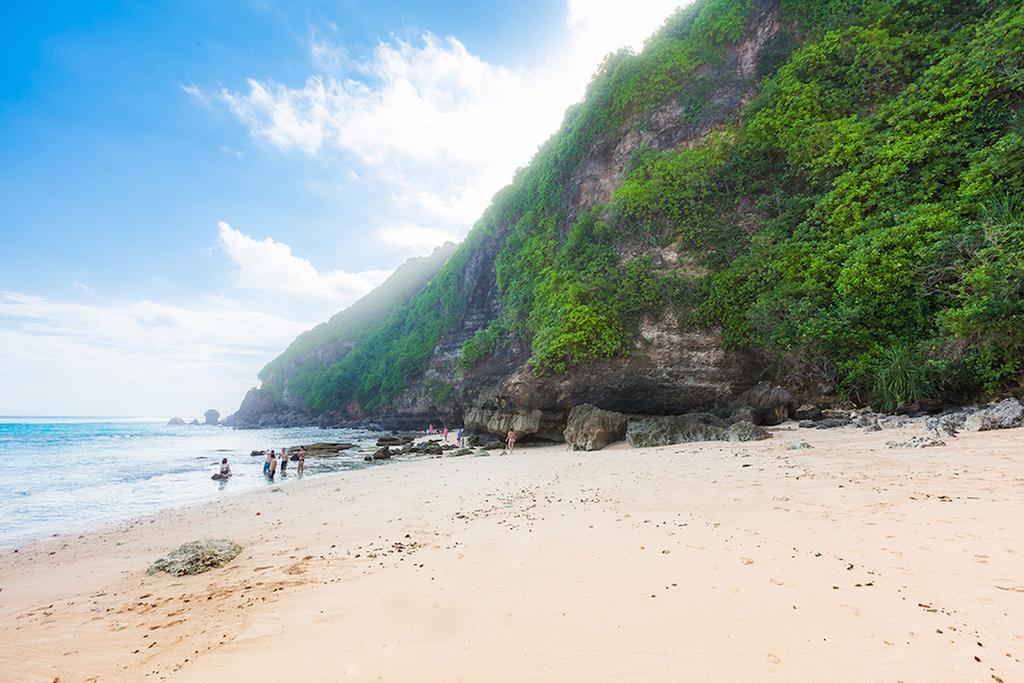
[0,0,689,417]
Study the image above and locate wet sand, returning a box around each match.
[1,423,1023,681]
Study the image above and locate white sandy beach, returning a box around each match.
[1,423,1023,682]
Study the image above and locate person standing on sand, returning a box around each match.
[297,447,305,477]
[443,426,449,442]
[268,450,277,480]
[506,429,517,454]
[457,428,464,448]
[279,447,288,476]
[427,423,435,435]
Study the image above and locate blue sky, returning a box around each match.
[0,0,687,416]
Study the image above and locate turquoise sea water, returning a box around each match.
[0,417,384,547]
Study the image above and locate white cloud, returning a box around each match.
[206,1,692,254]
[0,290,313,416]
[567,0,687,66]
[378,224,458,252]
[72,280,93,294]
[217,221,390,302]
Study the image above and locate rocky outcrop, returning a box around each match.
[563,404,628,451]
[224,3,789,430]
[795,404,822,421]
[167,417,186,426]
[728,421,771,442]
[626,414,727,448]
[963,398,1024,432]
[225,387,317,429]
[147,539,242,576]
[463,405,567,442]
[204,409,220,426]
[734,382,797,426]
[626,412,772,447]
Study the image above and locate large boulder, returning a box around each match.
[204,409,220,426]
[563,404,628,451]
[795,404,822,421]
[733,382,797,426]
[964,398,1024,432]
[463,406,566,441]
[147,539,242,576]
[167,417,186,426]
[626,414,727,448]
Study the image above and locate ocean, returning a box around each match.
[0,417,386,548]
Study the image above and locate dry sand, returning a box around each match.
[1,423,1022,682]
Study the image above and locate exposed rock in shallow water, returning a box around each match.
[148,539,242,576]
[377,435,413,447]
[167,417,186,426]
[563,404,628,451]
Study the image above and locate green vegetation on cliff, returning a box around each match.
[263,0,1024,415]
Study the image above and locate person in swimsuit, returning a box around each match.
[443,426,449,442]
[213,457,232,480]
[297,447,306,477]
[263,451,271,476]
[506,429,517,454]
[268,450,277,480]
[279,447,288,476]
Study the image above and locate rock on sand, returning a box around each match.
[147,539,242,576]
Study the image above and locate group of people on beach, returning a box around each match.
[425,423,517,453]
[212,446,307,482]
[216,425,519,483]
[262,447,305,480]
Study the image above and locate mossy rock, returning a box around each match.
[147,539,242,576]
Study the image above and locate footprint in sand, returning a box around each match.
[767,654,782,665]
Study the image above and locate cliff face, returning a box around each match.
[232,0,1024,433]
[377,0,782,433]
[227,243,456,428]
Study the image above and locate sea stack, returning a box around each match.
[204,409,220,426]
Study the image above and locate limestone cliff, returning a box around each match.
[231,0,1024,434]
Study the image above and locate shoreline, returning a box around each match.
[2,422,1023,681]
[0,420,397,550]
